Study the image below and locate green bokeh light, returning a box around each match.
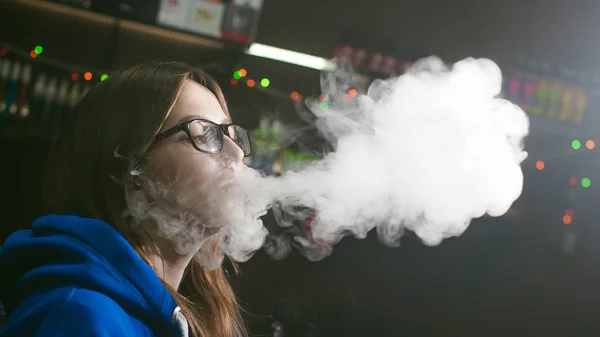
[100,74,109,81]
[260,78,270,87]
[582,178,591,188]
[319,102,329,110]
[233,71,241,80]
[34,45,43,55]
[572,139,582,150]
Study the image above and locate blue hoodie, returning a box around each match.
[0,215,189,337]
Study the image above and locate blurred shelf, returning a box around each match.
[11,0,240,51]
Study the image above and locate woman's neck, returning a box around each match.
[145,233,200,290]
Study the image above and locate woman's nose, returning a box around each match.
[222,136,244,164]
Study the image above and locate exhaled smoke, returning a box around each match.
[126,56,529,267]
[243,56,529,260]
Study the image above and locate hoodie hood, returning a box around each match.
[0,214,182,335]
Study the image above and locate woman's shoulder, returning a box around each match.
[1,286,144,337]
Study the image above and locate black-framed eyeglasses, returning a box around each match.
[152,118,252,157]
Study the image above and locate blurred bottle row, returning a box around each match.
[0,56,92,130]
[245,116,318,176]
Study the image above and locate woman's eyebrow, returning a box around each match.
[177,114,231,124]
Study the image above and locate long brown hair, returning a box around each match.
[44,61,246,337]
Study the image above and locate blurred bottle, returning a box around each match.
[68,81,81,112]
[41,77,58,124]
[54,78,70,128]
[0,59,11,113]
[4,61,21,116]
[380,56,396,76]
[16,64,32,118]
[30,73,47,121]
[351,48,367,70]
[506,75,522,104]
[368,52,383,73]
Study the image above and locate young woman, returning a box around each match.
[0,61,252,337]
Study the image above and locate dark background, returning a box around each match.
[2,0,600,336]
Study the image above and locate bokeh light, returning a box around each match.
[569,177,578,186]
[581,178,591,188]
[320,102,329,110]
[349,88,358,97]
[233,71,241,80]
[290,91,300,100]
[318,94,326,102]
[565,209,575,217]
[34,45,43,55]
[260,78,270,87]
[562,214,572,225]
[586,140,595,150]
[100,74,109,81]
[29,50,37,58]
[230,78,238,85]
[238,68,247,77]
[247,79,255,87]
[572,139,582,150]
[71,73,79,81]
[535,160,545,171]
[84,72,92,81]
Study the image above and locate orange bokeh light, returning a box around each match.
[246,79,255,87]
[318,94,326,102]
[30,50,38,58]
[586,140,595,150]
[238,68,247,77]
[349,88,358,97]
[535,160,545,171]
[290,91,300,100]
[84,72,93,81]
[562,214,572,225]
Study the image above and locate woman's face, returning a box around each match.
[145,79,245,214]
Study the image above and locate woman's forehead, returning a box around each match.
[162,79,229,130]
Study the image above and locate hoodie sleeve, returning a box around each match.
[33,288,138,337]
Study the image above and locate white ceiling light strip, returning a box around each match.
[246,43,337,71]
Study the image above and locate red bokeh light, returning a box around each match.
[535,160,545,171]
[569,177,578,186]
